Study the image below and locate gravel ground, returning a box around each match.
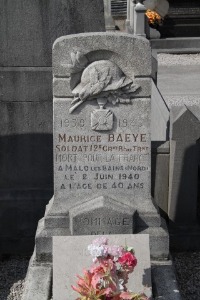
[172,252,200,300]
[157,53,200,108]
[0,256,29,300]
[157,53,200,66]
[1,252,200,300]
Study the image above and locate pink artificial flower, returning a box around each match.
[91,259,118,289]
[72,269,109,299]
[108,245,125,258]
[71,239,147,300]
[120,291,133,299]
[92,237,108,246]
[118,252,137,269]
[91,258,116,274]
[71,270,93,296]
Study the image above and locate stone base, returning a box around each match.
[150,37,200,54]
[152,259,182,300]
[136,219,169,260]
[23,196,170,299]
[53,235,152,299]
[35,218,71,262]
[22,250,52,300]
[22,253,182,300]
[34,196,169,262]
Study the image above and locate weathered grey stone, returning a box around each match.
[168,106,200,225]
[35,32,168,263]
[126,0,131,30]
[22,252,52,300]
[152,141,170,154]
[134,2,146,37]
[152,262,182,300]
[152,142,170,216]
[53,77,152,98]
[53,235,152,300]
[151,81,169,141]
[147,27,161,39]
[157,65,200,102]
[137,219,169,260]
[128,0,136,33]
[103,0,115,31]
[0,101,52,135]
[69,196,136,235]
[0,0,105,67]
[53,33,152,77]
[0,68,52,102]
[35,218,70,262]
[0,0,105,255]
[44,215,69,229]
[52,97,151,211]
[152,153,169,214]
[52,36,152,211]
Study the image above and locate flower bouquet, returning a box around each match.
[72,237,149,300]
[145,9,162,29]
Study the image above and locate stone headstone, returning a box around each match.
[53,234,152,300]
[168,105,200,225]
[52,33,152,212]
[35,32,168,262]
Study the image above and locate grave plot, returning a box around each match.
[22,33,172,300]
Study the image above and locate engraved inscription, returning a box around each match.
[77,217,131,226]
[91,108,113,131]
[74,216,132,235]
[55,104,151,198]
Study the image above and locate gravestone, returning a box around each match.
[53,235,152,300]
[35,32,169,262]
[168,105,200,226]
[0,0,105,255]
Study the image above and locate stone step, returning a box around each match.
[151,37,200,52]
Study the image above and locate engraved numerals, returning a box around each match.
[60,118,85,128]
